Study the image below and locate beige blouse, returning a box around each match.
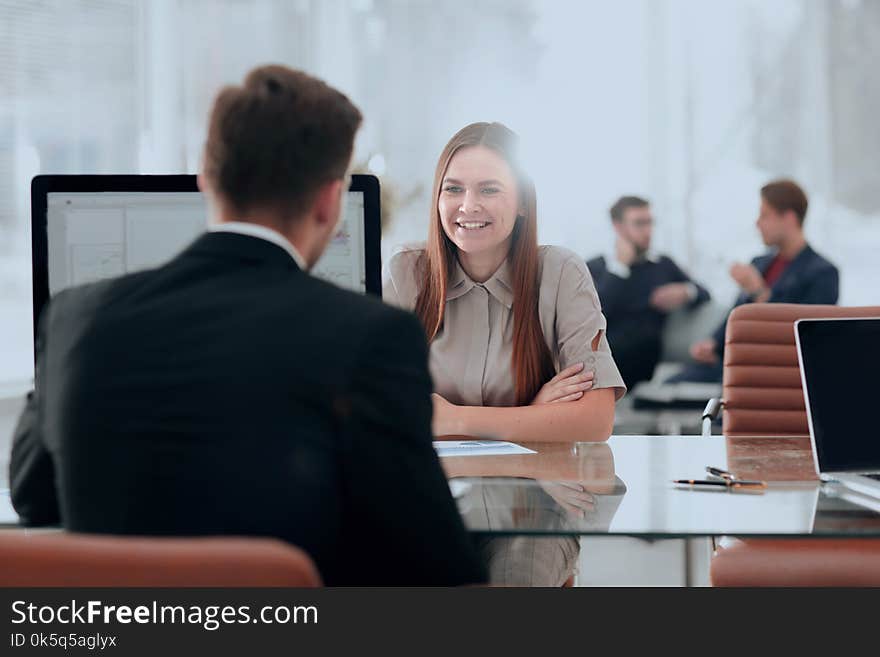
[383,245,626,407]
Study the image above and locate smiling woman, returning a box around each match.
[383,122,626,443]
[383,122,627,587]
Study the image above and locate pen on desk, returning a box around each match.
[706,466,735,480]
[705,466,767,487]
[674,479,728,488]
[673,478,767,489]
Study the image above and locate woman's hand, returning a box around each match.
[432,393,460,437]
[538,480,596,518]
[530,363,594,405]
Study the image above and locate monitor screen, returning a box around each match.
[31,175,381,348]
[797,318,880,472]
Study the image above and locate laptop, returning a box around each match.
[30,174,381,351]
[795,317,880,499]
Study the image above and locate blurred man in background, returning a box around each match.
[671,179,839,383]
[588,196,710,388]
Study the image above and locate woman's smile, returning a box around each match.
[454,217,494,232]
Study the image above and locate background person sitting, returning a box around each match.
[670,179,839,384]
[587,195,710,389]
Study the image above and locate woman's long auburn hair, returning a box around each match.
[414,122,555,406]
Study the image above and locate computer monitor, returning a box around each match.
[30,174,381,348]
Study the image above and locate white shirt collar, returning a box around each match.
[605,249,660,264]
[603,249,661,279]
[209,222,308,270]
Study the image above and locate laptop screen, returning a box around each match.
[797,318,880,472]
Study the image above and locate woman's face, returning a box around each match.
[438,145,522,260]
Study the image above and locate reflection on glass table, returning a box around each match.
[447,442,626,535]
[440,436,880,538]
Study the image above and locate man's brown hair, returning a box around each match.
[203,64,362,220]
[609,195,649,223]
[761,179,808,226]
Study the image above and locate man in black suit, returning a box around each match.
[9,65,486,586]
[587,196,710,388]
[670,179,839,383]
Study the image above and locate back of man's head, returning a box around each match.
[760,179,808,226]
[609,195,649,223]
[203,65,362,222]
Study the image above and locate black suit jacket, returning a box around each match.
[9,231,486,586]
[710,244,839,351]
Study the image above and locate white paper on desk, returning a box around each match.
[0,489,17,525]
[433,440,536,457]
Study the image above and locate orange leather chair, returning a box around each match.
[0,533,322,586]
[711,538,880,587]
[720,303,880,437]
[707,303,880,586]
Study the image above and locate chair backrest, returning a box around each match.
[0,532,322,586]
[722,303,880,437]
[710,537,880,587]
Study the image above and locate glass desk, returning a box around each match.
[441,435,880,538]
[1,435,878,538]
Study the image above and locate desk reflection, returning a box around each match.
[445,443,626,585]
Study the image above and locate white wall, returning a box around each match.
[1,0,879,388]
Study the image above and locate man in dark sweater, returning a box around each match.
[588,196,710,388]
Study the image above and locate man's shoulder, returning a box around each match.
[50,271,152,318]
[654,254,678,267]
[288,277,427,374]
[653,254,694,275]
[52,279,112,308]
[802,245,839,274]
[585,254,607,271]
[293,273,422,336]
[751,251,775,269]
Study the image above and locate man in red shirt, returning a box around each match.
[673,179,839,383]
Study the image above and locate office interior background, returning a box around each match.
[1,0,879,394]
